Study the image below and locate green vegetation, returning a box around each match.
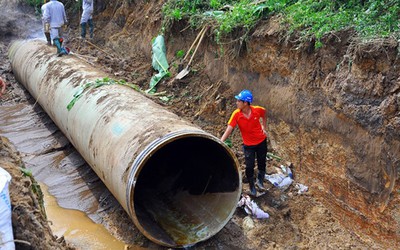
[24,0,82,16]
[176,49,185,58]
[66,77,141,111]
[162,0,400,48]
[66,77,172,110]
[20,166,47,218]
[24,0,45,15]
[25,0,400,48]
[24,0,42,8]
[20,167,42,205]
[23,0,400,48]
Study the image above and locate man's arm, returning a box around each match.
[221,125,234,142]
[261,113,267,135]
[43,6,50,24]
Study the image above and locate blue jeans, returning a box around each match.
[243,139,267,182]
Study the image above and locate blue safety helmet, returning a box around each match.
[235,89,253,103]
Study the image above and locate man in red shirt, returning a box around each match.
[221,90,267,196]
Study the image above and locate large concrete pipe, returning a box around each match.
[8,40,241,248]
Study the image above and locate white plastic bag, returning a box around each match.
[265,165,294,191]
[0,167,15,250]
[277,176,293,191]
[280,165,293,178]
[295,183,309,194]
[238,195,270,219]
[264,173,285,186]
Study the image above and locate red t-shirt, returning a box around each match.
[227,105,267,146]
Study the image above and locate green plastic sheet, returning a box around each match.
[148,35,169,93]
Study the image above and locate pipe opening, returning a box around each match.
[132,135,240,247]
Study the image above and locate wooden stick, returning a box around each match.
[183,26,207,61]
[186,26,208,67]
[85,40,114,58]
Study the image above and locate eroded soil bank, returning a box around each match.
[0,0,399,249]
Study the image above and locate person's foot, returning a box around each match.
[256,179,265,190]
[57,47,70,57]
[249,185,257,196]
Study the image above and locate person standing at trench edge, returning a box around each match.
[80,0,94,39]
[42,0,69,56]
[221,89,268,197]
[41,0,51,45]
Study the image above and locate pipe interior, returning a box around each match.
[133,136,240,247]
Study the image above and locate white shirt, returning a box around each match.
[81,0,94,23]
[41,4,48,25]
[43,0,67,28]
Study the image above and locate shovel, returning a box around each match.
[175,26,208,80]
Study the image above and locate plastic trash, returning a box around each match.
[295,183,308,194]
[265,165,294,191]
[148,35,170,93]
[238,194,270,219]
[277,176,293,191]
[265,173,285,187]
[267,152,282,161]
[280,165,293,179]
[0,167,15,250]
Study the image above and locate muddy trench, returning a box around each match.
[1,0,399,249]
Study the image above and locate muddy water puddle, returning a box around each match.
[0,101,145,248]
[41,183,126,250]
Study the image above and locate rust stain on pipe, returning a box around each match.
[8,39,242,248]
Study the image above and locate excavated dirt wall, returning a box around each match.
[218,24,400,245]
[92,0,400,247]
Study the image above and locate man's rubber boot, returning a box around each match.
[88,19,94,39]
[256,171,266,190]
[249,180,257,197]
[81,22,87,39]
[53,38,62,54]
[45,32,51,45]
[59,47,70,56]
[54,38,67,57]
